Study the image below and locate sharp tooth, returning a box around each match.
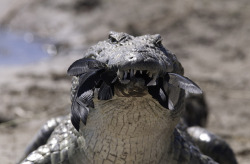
[130,69,134,78]
[149,72,153,78]
[134,69,137,75]
[140,70,143,74]
[119,70,124,79]
[147,74,158,86]
[124,71,128,79]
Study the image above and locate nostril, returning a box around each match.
[128,56,136,61]
[126,53,137,61]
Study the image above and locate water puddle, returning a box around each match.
[0,29,56,66]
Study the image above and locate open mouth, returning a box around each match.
[117,69,159,86]
[67,58,202,131]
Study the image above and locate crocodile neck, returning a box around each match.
[79,95,180,163]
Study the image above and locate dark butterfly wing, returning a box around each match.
[67,58,106,76]
[71,101,89,131]
[77,69,104,97]
[71,100,82,131]
[168,73,202,94]
[71,90,94,131]
[100,70,118,85]
[162,81,180,111]
[71,70,103,131]
[77,90,94,108]
[98,82,114,100]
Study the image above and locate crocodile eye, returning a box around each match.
[109,35,118,43]
[154,39,163,48]
[108,32,130,44]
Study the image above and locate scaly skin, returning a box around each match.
[20,96,215,164]
[20,32,237,164]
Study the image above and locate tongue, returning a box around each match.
[120,79,130,84]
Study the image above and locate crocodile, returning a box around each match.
[19,32,237,164]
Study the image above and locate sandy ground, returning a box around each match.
[0,0,250,163]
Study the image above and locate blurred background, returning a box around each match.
[0,0,249,163]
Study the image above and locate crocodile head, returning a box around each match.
[67,32,202,131]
